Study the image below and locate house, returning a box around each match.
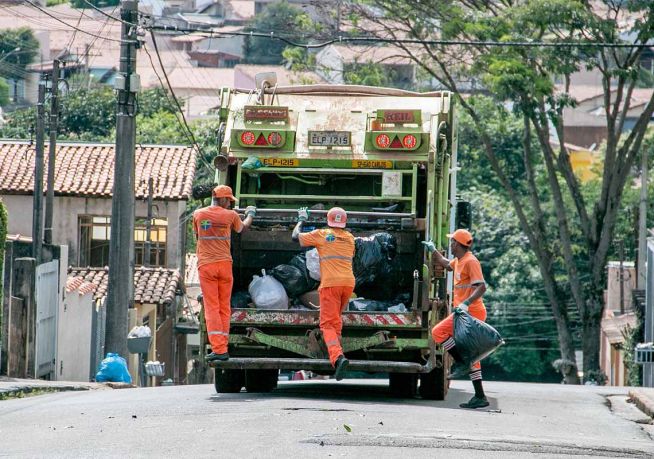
[234,64,324,88]
[171,26,246,68]
[0,141,196,271]
[67,266,186,386]
[314,44,417,89]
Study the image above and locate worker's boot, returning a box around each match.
[459,395,489,409]
[334,355,349,381]
[206,352,229,362]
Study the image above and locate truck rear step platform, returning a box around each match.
[210,357,435,374]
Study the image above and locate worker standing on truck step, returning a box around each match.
[423,229,489,409]
[292,206,355,381]
[193,185,256,362]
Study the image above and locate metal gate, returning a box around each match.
[35,260,59,378]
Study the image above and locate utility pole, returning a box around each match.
[638,145,649,289]
[105,0,139,358]
[144,177,153,267]
[618,239,624,314]
[32,78,46,263]
[44,59,59,245]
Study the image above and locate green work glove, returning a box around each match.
[245,206,257,217]
[421,240,437,253]
[297,207,310,222]
[454,300,470,314]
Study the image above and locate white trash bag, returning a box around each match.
[249,269,289,310]
[305,248,321,281]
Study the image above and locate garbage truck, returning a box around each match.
[198,74,465,400]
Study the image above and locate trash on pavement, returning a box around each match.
[95,353,132,384]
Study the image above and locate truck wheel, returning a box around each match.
[245,370,278,393]
[389,373,418,398]
[214,369,245,393]
[419,358,448,400]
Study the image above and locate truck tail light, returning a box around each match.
[267,132,283,146]
[255,134,268,146]
[240,131,256,145]
[375,134,391,149]
[402,134,417,149]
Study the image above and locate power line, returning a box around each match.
[149,25,654,50]
[80,0,137,27]
[23,0,124,44]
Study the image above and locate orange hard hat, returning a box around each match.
[447,228,473,247]
[212,185,237,202]
[327,207,347,228]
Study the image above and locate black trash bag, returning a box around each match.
[289,253,319,291]
[270,262,317,298]
[453,309,504,365]
[231,291,251,309]
[353,232,398,300]
[348,298,393,312]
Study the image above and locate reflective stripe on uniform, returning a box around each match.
[454,282,485,289]
[319,255,353,262]
[208,331,229,336]
[325,339,339,346]
[199,236,231,240]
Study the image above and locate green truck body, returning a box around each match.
[202,83,458,399]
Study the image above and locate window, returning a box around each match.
[79,216,168,267]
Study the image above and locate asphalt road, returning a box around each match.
[0,379,652,458]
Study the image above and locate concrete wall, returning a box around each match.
[0,194,188,270]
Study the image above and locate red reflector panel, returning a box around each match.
[402,134,417,149]
[390,136,403,148]
[375,134,391,148]
[268,132,283,146]
[255,133,268,146]
[241,131,256,145]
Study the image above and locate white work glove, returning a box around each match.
[245,206,257,217]
[297,207,310,222]
[421,240,436,253]
[455,301,470,314]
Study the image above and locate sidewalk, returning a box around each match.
[629,388,654,418]
[0,376,126,400]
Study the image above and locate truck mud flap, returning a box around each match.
[210,357,437,374]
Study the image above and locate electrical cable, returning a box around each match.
[80,0,137,27]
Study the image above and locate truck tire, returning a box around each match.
[245,369,278,393]
[214,369,245,393]
[419,358,448,400]
[389,373,418,398]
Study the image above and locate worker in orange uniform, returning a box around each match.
[423,229,489,409]
[292,206,354,380]
[193,185,255,362]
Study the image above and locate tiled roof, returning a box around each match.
[67,266,182,305]
[0,141,196,200]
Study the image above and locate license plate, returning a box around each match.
[308,131,351,147]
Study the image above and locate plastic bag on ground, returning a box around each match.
[248,270,289,310]
[305,248,321,281]
[95,353,132,383]
[453,310,504,366]
[231,290,251,309]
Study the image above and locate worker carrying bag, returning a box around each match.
[453,309,504,366]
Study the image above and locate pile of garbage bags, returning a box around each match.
[243,231,402,310]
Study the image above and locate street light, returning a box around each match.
[0,47,21,64]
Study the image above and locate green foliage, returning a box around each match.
[343,62,389,87]
[46,0,67,6]
[0,77,9,106]
[245,1,316,65]
[0,28,40,79]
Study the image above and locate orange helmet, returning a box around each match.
[327,207,347,228]
[446,228,473,247]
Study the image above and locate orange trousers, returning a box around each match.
[320,286,354,366]
[432,306,487,370]
[199,261,234,354]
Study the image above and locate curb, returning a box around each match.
[629,389,654,418]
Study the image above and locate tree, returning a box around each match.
[0,78,9,107]
[245,1,316,65]
[70,0,119,8]
[350,0,654,383]
[0,28,40,91]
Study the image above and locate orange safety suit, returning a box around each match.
[432,251,486,370]
[299,228,355,366]
[193,205,244,354]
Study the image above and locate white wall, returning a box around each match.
[0,194,187,270]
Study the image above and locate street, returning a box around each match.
[1,379,652,458]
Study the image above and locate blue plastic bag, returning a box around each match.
[95,353,133,383]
